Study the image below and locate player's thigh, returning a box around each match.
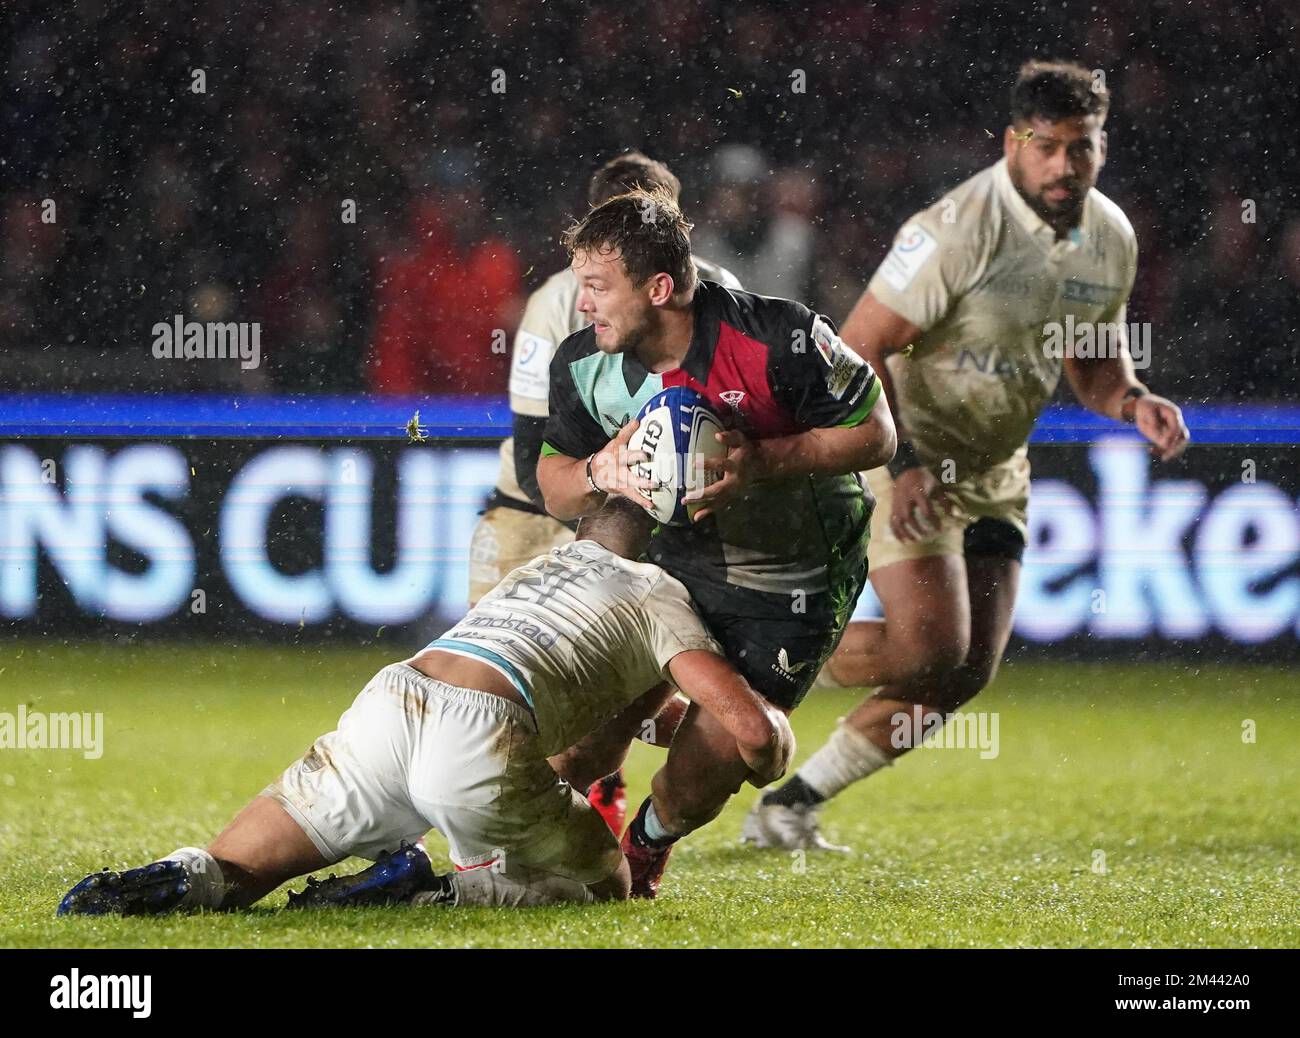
[421,709,623,887]
[869,553,973,674]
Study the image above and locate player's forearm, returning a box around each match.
[841,291,919,444]
[755,407,896,480]
[670,651,792,761]
[1065,353,1144,421]
[537,453,606,521]
[862,342,911,444]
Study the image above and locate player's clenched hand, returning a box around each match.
[741,705,795,788]
[683,429,758,521]
[590,419,659,502]
[890,466,960,543]
[1134,395,1190,462]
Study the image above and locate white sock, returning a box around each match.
[643,800,675,843]
[450,866,595,907]
[797,719,893,801]
[164,847,225,909]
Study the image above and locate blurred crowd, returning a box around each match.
[1,0,1296,402]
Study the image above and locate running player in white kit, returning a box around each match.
[58,498,792,916]
[745,60,1190,851]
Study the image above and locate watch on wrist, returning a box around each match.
[886,438,923,479]
[1120,385,1149,424]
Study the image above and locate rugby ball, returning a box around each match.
[627,387,727,525]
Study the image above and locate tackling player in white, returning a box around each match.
[58,498,792,915]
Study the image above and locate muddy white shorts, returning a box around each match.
[263,663,620,886]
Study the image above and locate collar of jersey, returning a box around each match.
[620,280,722,393]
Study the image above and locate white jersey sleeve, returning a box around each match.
[643,570,724,678]
[867,203,990,333]
[508,270,581,417]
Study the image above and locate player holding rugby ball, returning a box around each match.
[536,188,897,896]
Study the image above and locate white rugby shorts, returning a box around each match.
[263,663,620,885]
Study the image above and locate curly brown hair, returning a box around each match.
[562,188,696,294]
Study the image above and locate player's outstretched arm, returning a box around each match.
[1063,347,1190,462]
[666,650,794,786]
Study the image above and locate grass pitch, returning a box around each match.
[1,640,1296,948]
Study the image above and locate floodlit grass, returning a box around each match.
[1,640,1295,948]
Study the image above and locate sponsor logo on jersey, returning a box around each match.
[771,647,812,682]
[1060,279,1122,306]
[826,347,866,400]
[954,345,1017,378]
[458,613,557,649]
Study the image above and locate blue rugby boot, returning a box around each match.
[58,860,193,917]
[286,841,449,908]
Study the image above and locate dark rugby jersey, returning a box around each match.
[541,279,881,596]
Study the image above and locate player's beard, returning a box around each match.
[1009,157,1086,230]
[606,310,657,356]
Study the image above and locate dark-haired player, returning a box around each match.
[536,189,897,896]
[471,152,740,834]
[745,60,1189,850]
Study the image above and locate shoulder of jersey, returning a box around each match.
[913,161,1002,237]
[1086,185,1138,248]
[552,321,596,363]
[524,266,583,330]
[703,279,813,344]
[696,256,743,290]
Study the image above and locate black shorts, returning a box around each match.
[669,562,868,711]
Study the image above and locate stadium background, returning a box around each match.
[2,0,1295,658]
[1,0,1297,952]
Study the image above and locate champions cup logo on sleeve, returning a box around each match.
[810,317,865,400]
[880,223,938,292]
[509,332,555,401]
[811,316,839,366]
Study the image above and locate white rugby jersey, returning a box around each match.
[494,258,741,505]
[431,540,721,757]
[867,158,1138,480]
